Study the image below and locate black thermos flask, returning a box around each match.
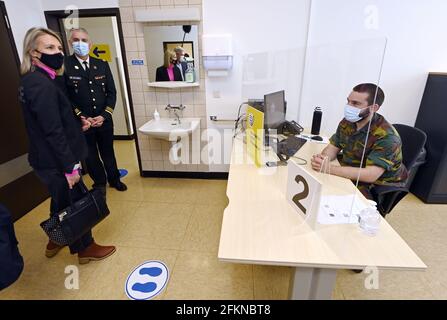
[311,107,322,135]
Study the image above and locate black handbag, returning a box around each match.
[40,179,110,246]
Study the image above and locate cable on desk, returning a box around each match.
[291,156,307,165]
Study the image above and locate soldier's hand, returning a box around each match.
[80,116,91,132]
[92,116,105,127]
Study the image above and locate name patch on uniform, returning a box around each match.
[69,76,82,80]
[95,75,106,80]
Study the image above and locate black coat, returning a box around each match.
[64,55,117,122]
[155,65,183,81]
[19,67,87,174]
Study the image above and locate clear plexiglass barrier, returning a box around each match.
[240,38,392,231]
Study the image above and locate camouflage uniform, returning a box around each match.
[329,113,408,200]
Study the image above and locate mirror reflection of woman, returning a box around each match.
[156,50,182,81]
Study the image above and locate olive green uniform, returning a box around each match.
[330,113,408,199]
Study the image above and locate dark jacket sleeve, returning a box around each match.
[156,66,164,81]
[101,61,117,121]
[174,67,183,81]
[28,80,77,173]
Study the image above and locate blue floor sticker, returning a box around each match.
[125,261,169,300]
[119,169,128,178]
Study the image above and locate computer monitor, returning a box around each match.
[264,90,286,134]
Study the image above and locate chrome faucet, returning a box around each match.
[165,104,186,124]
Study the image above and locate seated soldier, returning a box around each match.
[311,83,408,200]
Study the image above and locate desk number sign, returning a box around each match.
[286,161,322,222]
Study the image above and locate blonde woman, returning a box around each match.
[155,50,182,81]
[19,27,116,264]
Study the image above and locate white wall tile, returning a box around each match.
[144,92,157,105]
[146,0,160,6]
[142,161,153,170]
[160,0,174,6]
[137,37,146,51]
[145,105,156,117]
[135,22,145,37]
[168,91,181,105]
[124,37,138,51]
[193,91,205,104]
[193,104,206,117]
[121,22,136,37]
[132,92,145,104]
[181,106,194,117]
[119,7,135,22]
[175,0,188,5]
[149,138,162,150]
[181,89,194,105]
[156,91,169,105]
[133,104,146,117]
[163,161,175,171]
[141,150,152,161]
[152,161,164,171]
[151,150,164,161]
[138,135,150,150]
[132,0,146,7]
[188,0,202,4]
[120,0,132,7]
[127,65,142,78]
[197,164,209,172]
[130,78,143,92]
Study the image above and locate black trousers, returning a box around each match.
[34,168,93,254]
[85,121,120,187]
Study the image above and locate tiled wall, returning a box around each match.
[119,0,209,173]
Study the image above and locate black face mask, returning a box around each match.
[37,51,64,70]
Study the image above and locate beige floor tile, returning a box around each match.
[92,200,141,244]
[164,251,254,300]
[113,202,194,250]
[337,269,435,300]
[195,180,229,206]
[253,265,293,300]
[181,204,225,254]
[75,247,179,300]
[139,178,203,204]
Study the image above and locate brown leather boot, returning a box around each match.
[78,242,116,264]
[45,240,64,258]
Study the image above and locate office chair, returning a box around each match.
[371,124,427,217]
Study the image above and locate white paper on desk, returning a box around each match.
[318,195,369,225]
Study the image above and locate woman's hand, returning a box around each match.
[65,171,80,189]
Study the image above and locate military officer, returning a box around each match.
[311,83,408,200]
[64,28,127,194]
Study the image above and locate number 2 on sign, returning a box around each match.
[292,175,309,214]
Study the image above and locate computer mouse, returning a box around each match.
[311,136,323,141]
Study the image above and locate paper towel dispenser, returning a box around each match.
[202,34,233,75]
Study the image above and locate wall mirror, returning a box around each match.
[144,24,200,87]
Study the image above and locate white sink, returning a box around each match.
[138,118,201,141]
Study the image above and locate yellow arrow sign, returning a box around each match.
[90,44,111,62]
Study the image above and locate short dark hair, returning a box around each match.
[353,83,385,106]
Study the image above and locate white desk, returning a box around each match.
[218,135,427,300]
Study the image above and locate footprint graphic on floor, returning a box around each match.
[126,262,169,300]
[132,282,157,293]
[140,267,162,277]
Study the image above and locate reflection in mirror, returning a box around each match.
[144,25,199,83]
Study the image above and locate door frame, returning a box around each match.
[45,8,142,173]
[0,1,49,221]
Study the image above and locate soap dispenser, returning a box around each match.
[153,109,160,121]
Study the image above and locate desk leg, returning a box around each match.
[288,268,337,300]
